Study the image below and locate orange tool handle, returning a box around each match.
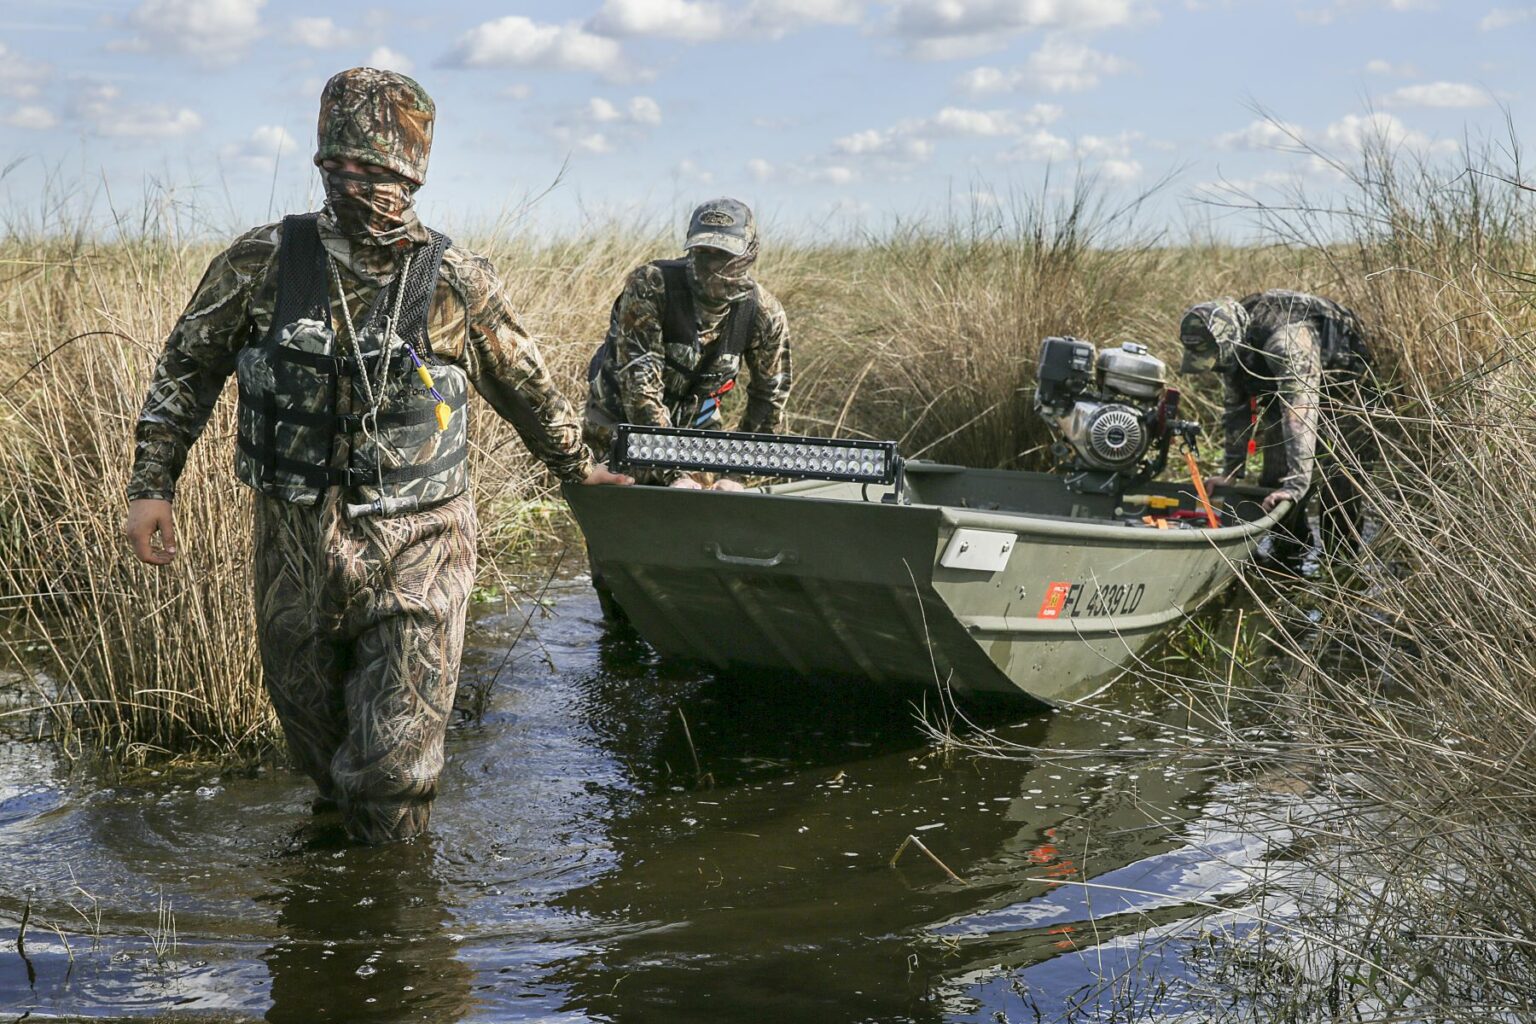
[1183,448,1221,529]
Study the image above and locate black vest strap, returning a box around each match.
[269,214,452,356]
[398,231,450,357]
[238,434,468,488]
[656,260,698,373]
[238,383,466,431]
[271,213,330,339]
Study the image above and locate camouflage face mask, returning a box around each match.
[686,242,758,306]
[1178,299,1247,375]
[323,169,424,249]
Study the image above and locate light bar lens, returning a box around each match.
[614,425,901,485]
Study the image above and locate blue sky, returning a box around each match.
[0,0,1530,239]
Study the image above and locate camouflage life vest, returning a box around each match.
[1239,290,1372,381]
[234,213,467,512]
[587,259,758,428]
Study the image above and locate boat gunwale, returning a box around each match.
[643,484,1285,546]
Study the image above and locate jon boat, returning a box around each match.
[564,463,1281,707]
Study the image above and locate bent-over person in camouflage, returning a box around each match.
[123,67,630,844]
[1178,290,1378,564]
[584,197,793,490]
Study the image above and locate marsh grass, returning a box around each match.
[3,133,1536,1016]
[935,135,1536,1021]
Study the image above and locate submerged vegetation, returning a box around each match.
[0,131,1533,1020]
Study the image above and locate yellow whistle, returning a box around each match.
[435,402,453,431]
[416,364,435,389]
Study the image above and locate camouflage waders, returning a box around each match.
[254,489,476,843]
[1237,322,1379,561]
[131,71,595,843]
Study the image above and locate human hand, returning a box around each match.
[123,498,178,565]
[1204,473,1235,490]
[1261,488,1297,512]
[581,465,634,486]
[711,478,746,492]
[668,475,704,489]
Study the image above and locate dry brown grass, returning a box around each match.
[936,142,1536,1021]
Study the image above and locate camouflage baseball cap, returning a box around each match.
[684,197,756,257]
[315,67,435,185]
[1179,298,1248,374]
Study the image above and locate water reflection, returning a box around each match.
[262,832,474,1023]
[0,588,1252,1023]
[536,639,1217,1024]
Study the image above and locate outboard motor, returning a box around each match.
[1034,336,1201,496]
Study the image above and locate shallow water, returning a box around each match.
[0,585,1277,1023]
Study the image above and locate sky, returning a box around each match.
[0,0,1531,240]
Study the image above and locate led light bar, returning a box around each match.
[612,424,903,485]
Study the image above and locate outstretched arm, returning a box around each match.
[445,249,626,486]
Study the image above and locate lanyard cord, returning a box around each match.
[329,251,415,494]
[328,251,414,418]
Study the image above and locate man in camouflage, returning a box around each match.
[584,197,793,491]
[122,68,630,844]
[1178,290,1377,562]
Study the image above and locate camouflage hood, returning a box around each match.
[1179,298,1249,374]
[315,67,434,184]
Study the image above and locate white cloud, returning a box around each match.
[583,95,662,125]
[882,0,1150,60]
[219,124,298,172]
[675,158,715,184]
[744,0,863,34]
[744,156,858,186]
[1364,57,1418,76]
[629,96,663,124]
[1385,81,1490,108]
[0,42,50,99]
[834,128,933,160]
[291,16,359,49]
[959,36,1132,94]
[4,106,58,130]
[587,0,861,41]
[367,46,414,74]
[1001,127,1150,175]
[1100,158,1142,182]
[929,106,1031,136]
[1207,169,1305,192]
[574,132,613,154]
[1480,6,1535,29]
[1008,128,1073,161]
[503,84,533,100]
[114,0,267,66]
[555,94,662,154]
[1323,111,1459,157]
[1300,0,1435,22]
[443,16,631,79]
[73,84,203,138]
[587,97,623,122]
[1076,131,1141,159]
[816,165,857,185]
[833,102,1062,164]
[1215,118,1305,151]
[588,0,730,40]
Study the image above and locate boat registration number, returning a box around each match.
[1038,580,1148,619]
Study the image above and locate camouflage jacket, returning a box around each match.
[587,262,792,436]
[1219,322,1322,497]
[129,216,593,502]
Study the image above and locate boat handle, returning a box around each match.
[705,543,798,568]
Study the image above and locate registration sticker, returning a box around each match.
[1038,581,1073,619]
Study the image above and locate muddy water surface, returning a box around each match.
[0,586,1274,1023]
